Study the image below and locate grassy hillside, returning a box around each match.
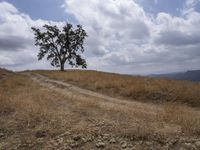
[0,68,13,78]
[1,68,200,149]
[0,69,71,149]
[35,70,200,107]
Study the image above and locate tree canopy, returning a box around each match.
[32,23,87,71]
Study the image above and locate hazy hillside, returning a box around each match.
[151,70,200,82]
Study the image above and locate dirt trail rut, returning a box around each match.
[24,72,159,111]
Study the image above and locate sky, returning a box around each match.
[0,0,200,75]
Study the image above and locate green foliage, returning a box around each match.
[31,23,87,71]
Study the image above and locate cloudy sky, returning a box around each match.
[0,0,200,74]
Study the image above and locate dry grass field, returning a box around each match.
[35,70,200,107]
[0,68,200,149]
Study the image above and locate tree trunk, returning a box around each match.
[60,62,65,71]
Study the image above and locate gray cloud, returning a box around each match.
[0,35,32,51]
[155,30,200,46]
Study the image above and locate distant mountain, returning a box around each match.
[150,70,200,82]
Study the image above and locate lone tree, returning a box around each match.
[31,23,87,71]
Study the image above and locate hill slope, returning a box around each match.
[151,70,200,82]
[0,68,200,149]
[34,69,200,107]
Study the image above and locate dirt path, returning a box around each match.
[24,72,159,112]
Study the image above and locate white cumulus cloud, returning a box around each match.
[0,1,64,70]
[62,0,200,74]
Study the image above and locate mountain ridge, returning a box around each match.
[150,70,200,82]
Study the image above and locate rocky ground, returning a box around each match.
[45,130,200,150]
[3,129,199,150]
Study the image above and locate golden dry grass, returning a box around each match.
[0,71,71,149]
[159,103,200,135]
[34,69,200,107]
[1,69,200,149]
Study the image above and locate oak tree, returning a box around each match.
[32,23,87,71]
